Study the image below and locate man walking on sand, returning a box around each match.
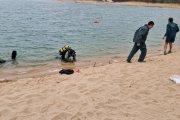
[163,18,179,55]
[127,21,154,63]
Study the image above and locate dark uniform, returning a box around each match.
[127,24,149,62]
[164,22,179,43]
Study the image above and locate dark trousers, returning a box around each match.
[61,53,66,60]
[127,43,147,61]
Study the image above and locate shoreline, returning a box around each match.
[0,46,180,81]
[0,49,163,80]
[59,0,180,8]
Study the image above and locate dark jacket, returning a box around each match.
[164,22,179,40]
[133,25,149,43]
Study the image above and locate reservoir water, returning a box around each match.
[0,0,180,69]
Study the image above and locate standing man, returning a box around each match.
[127,21,154,63]
[163,18,179,55]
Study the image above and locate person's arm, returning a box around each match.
[176,24,179,33]
[164,24,171,37]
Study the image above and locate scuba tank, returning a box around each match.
[59,45,71,55]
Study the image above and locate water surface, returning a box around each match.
[0,0,180,68]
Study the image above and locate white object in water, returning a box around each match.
[170,75,180,84]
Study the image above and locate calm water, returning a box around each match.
[0,0,180,67]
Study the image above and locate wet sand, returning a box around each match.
[60,0,180,8]
[0,50,180,120]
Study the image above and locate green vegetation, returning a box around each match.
[112,0,180,3]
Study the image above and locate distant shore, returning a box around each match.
[60,0,180,8]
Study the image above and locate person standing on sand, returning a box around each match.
[127,21,154,63]
[163,18,179,55]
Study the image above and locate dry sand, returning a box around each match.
[0,51,180,120]
[60,0,180,8]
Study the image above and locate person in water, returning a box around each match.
[59,45,76,62]
[163,18,179,55]
[0,51,17,64]
[127,21,155,63]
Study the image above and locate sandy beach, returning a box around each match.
[60,0,180,8]
[0,51,180,120]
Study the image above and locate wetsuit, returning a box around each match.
[59,46,76,62]
[67,49,76,62]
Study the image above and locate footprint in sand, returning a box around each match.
[51,112,71,120]
[64,84,77,91]
[86,111,94,117]
[0,108,12,117]
[176,94,180,100]
[177,115,180,119]
[70,112,87,120]
[104,118,112,120]
[23,94,45,104]
[9,116,18,120]
[131,94,141,100]
[138,90,151,96]
[106,98,121,104]
[40,103,54,113]
[167,87,177,92]
[96,111,104,117]
[95,102,117,111]
[87,78,99,82]
[5,93,25,100]
[22,93,42,99]
[78,83,88,93]
[63,93,80,100]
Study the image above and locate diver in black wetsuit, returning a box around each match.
[59,45,76,62]
[0,51,17,64]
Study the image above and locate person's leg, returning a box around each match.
[138,47,147,62]
[61,53,65,60]
[164,42,168,55]
[169,42,173,53]
[169,43,172,53]
[127,43,139,62]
